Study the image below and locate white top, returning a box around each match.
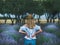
[19,24,41,40]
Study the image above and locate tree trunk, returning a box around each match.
[11,19,14,25]
[15,15,18,24]
[47,19,49,23]
[58,13,60,24]
[38,19,39,23]
[50,19,52,23]
[53,19,55,23]
[58,19,59,24]
[5,19,7,24]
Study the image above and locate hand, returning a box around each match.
[32,34,36,37]
[26,33,30,37]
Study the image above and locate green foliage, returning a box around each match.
[55,31,60,38]
[3,31,21,41]
[45,28,60,38]
[45,28,56,33]
[0,0,60,23]
[0,0,44,15]
[0,30,3,33]
[0,0,60,14]
[37,35,50,45]
[42,0,60,14]
[11,34,21,41]
[14,25,20,31]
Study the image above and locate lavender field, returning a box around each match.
[0,23,60,45]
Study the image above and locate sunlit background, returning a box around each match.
[0,0,60,45]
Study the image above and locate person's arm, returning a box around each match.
[35,29,42,35]
[19,30,27,35]
[32,28,42,37]
[19,30,29,37]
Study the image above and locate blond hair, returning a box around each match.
[26,19,35,29]
[25,14,35,29]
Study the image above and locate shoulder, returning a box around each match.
[20,24,26,28]
[35,25,41,28]
[20,24,27,31]
[35,25,41,30]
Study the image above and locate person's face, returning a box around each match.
[25,19,35,24]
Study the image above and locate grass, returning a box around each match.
[0,30,3,33]
[54,31,60,38]
[37,35,50,45]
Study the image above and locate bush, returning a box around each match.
[1,30,21,41]
[37,35,50,45]
[11,34,21,41]
[45,28,60,38]
[54,31,60,38]
[45,29,56,33]
[14,25,20,31]
[0,30,3,33]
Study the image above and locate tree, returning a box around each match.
[42,0,60,23]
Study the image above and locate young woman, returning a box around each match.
[19,14,42,45]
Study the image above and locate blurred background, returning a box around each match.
[0,0,60,45]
